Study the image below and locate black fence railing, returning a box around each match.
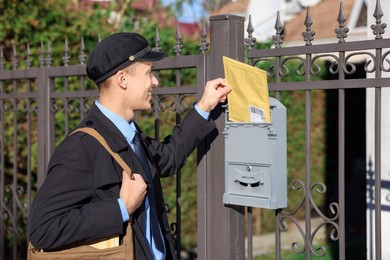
[1,1,389,259]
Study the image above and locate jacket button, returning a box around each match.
[86,120,93,126]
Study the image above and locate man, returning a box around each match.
[28,32,231,259]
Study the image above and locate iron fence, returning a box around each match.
[1,1,390,259]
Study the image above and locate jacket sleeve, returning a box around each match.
[146,107,216,177]
[28,135,124,250]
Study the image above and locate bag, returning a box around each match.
[28,224,133,260]
[28,127,134,260]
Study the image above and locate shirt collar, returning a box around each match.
[94,100,136,145]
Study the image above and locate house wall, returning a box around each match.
[247,0,284,41]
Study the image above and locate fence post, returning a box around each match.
[197,14,245,260]
[36,67,50,187]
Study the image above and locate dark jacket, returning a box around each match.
[28,103,216,259]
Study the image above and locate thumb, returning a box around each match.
[122,170,131,182]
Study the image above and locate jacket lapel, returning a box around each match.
[79,104,153,186]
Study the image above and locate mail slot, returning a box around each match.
[223,97,287,209]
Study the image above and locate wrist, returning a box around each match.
[197,99,211,113]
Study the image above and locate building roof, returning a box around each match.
[209,0,367,44]
[211,0,250,16]
[131,0,158,12]
[283,0,360,44]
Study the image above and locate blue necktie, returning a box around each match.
[132,133,165,256]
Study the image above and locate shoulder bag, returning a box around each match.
[28,127,134,260]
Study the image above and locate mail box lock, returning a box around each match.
[223,97,287,209]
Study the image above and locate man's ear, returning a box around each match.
[115,69,128,90]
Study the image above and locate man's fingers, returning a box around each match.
[219,85,232,94]
[207,78,225,89]
[122,171,130,181]
[215,79,226,88]
[216,83,232,101]
[213,79,232,93]
[132,173,144,182]
[197,78,232,112]
[123,172,144,183]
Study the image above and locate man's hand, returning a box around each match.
[120,171,147,214]
[197,78,232,112]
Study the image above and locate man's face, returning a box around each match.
[125,61,158,112]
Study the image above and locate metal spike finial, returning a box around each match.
[39,41,45,67]
[375,0,384,19]
[173,25,183,56]
[198,20,209,53]
[302,7,315,46]
[46,42,52,67]
[337,2,346,25]
[12,45,19,70]
[152,27,162,52]
[335,2,349,43]
[63,39,70,66]
[247,14,254,35]
[272,11,284,48]
[244,14,256,50]
[0,46,4,71]
[25,43,32,68]
[79,37,86,64]
[371,0,386,39]
[11,45,20,70]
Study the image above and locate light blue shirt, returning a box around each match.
[94,100,209,259]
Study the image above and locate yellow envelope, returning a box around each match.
[223,56,271,123]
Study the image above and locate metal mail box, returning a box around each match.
[223,97,287,209]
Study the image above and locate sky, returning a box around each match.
[161,0,208,23]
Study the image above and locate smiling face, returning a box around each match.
[124,61,158,112]
[98,61,159,122]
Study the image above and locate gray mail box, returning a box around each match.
[223,97,287,209]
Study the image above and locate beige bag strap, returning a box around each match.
[70,127,133,179]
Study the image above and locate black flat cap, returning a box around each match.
[86,32,165,84]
